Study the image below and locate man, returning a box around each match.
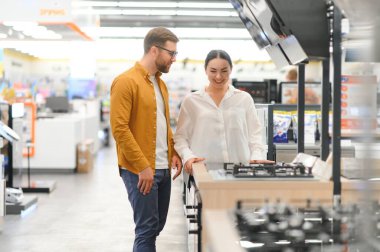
[110,27,182,252]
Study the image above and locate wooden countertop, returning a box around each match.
[192,162,380,207]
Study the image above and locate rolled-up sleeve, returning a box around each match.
[174,98,197,164]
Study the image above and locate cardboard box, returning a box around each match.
[77,139,94,173]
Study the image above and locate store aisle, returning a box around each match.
[0,146,187,252]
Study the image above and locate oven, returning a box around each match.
[184,175,202,252]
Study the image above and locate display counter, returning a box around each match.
[21,113,99,171]
[192,162,332,209]
[204,210,244,252]
[191,162,380,251]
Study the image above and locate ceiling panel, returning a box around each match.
[75,0,243,30]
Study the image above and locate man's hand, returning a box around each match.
[250,159,276,164]
[138,167,154,195]
[171,155,182,180]
[184,157,205,175]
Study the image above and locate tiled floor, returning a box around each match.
[0,146,187,252]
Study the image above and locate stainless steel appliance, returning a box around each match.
[184,176,202,252]
[274,144,355,163]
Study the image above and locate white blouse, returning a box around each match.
[174,85,266,165]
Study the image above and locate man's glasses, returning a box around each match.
[155,45,178,58]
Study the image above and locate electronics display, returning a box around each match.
[279,82,325,105]
[45,96,70,113]
[232,79,277,103]
[67,78,96,100]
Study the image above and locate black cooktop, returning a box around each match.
[223,162,313,178]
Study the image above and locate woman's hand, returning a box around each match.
[184,157,205,175]
[171,155,182,180]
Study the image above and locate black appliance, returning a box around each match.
[233,200,380,251]
[232,79,277,103]
[224,162,312,178]
[45,96,70,113]
[184,176,202,252]
[229,0,329,68]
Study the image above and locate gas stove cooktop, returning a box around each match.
[223,162,313,178]
[233,200,380,251]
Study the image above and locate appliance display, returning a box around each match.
[45,96,70,113]
[233,200,380,251]
[67,78,97,100]
[232,79,277,103]
[229,0,276,49]
[184,176,202,252]
[229,0,329,68]
[224,162,312,178]
[279,81,327,105]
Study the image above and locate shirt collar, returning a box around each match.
[199,84,239,97]
[134,62,162,80]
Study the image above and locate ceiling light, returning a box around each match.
[0,39,270,61]
[95,27,251,40]
[176,10,237,16]
[118,2,177,8]
[178,2,232,8]
[72,1,118,7]
[73,8,237,17]
[72,9,122,15]
[73,1,233,9]
[30,31,63,40]
[121,10,177,16]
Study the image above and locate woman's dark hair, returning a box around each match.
[205,50,232,69]
[204,50,233,69]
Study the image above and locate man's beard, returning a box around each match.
[156,59,170,73]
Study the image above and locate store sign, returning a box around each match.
[0,0,72,22]
[341,75,377,130]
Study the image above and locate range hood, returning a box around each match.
[230,0,329,68]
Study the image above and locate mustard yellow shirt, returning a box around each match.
[110,62,176,174]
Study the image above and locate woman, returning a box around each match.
[174,50,274,174]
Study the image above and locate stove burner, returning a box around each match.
[224,162,313,178]
[234,200,380,251]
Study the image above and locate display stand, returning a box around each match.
[21,142,56,193]
[5,195,38,215]
[0,103,39,214]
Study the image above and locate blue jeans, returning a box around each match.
[120,168,171,252]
